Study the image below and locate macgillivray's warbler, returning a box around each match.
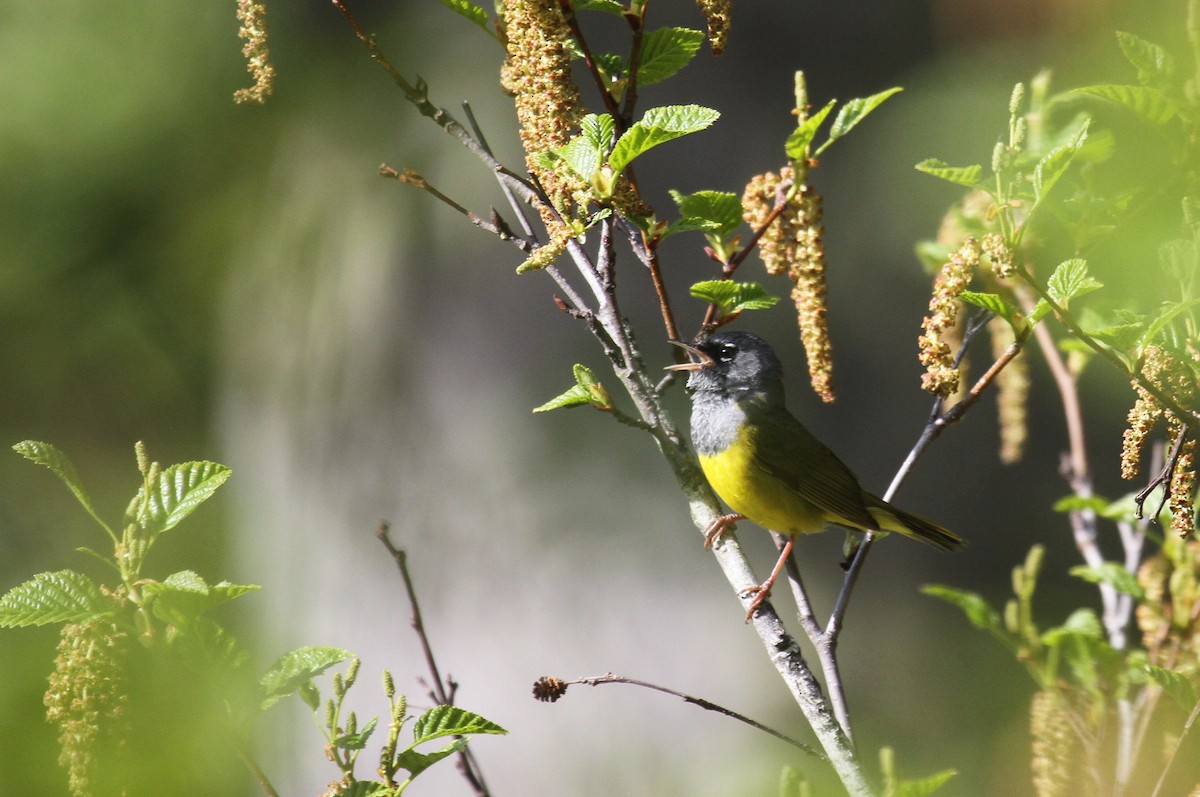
[668,331,964,620]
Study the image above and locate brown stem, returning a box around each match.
[377,523,493,797]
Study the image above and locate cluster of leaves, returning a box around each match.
[912,25,1200,794]
[278,654,505,796]
[916,31,1198,390]
[0,441,503,796]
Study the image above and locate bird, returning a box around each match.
[667,331,964,620]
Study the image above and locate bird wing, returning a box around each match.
[745,403,879,531]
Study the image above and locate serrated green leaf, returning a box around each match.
[13,440,113,536]
[921,585,999,631]
[334,716,379,750]
[532,384,592,412]
[894,769,958,797]
[959,291,1022,327]
[133,461,232,541]
[555,135,604,181]
[143,571,260,627]
[0,570,111,627]
[1069,563,1145,601]
[394,738,468,779]
[824,87,902,145]
[411,705,507,746]
[690,280,780,315]
[1116,31,1175,88]
[669,190,742,237]
[914,159,983,188]
[533,364,612,412]
[580,113,616,151]
[637,28,704,86]
[330,783,389,797]
[1045,259,1102,308]
[1033,120,1089,201]
[608,105,719,174]
[437,0,495,38]
[1146,665,1199,711]
[594,52,626,82]
[785,99,836,160]
[260,646,354,710]
[1071,84,1179,127]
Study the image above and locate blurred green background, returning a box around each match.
[0,1,1190,794]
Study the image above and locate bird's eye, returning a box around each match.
[715,343,737,363]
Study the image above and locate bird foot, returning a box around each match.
[703,513,743,549]
[739,582,771,623]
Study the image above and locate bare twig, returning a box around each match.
[331,0,534,205]
[377,522,493,797]
[538,671,827,760]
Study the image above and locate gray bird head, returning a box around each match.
[669,331,785,400]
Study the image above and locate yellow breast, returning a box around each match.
[698,427,828,536]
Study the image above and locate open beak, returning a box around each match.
[664,339,712,372]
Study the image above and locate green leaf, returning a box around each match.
[168,616,252,675]
[533,364,613,412]
[1070,84,1179,127]
[824,87,902,145]
[394,738,469,779]
[914,159,983,188]
[532,384,592,412]
[1052,494,1110,514]
[436,0,495,38]
[13,440,113,536]
[1045,259,1102,308]
[411,705,507,746]
[894,770,958,797]
[785,99,836,160]
[1069,563,1146,601]
[334,716,379,750]
[690,280,780,315]
[133,461,232,541]
[669,190,742,238]
[1116,31,1175,88]
[1146,664,1199,711]
[143,571,260,627]
[1033,120,1089,201]
[637,28,704,86]
[580,113,616,151]
[260,646,354,710]
[555,135,604,182]
[959,291,1022,328]
[1138,298,1200,354]
[1042,607,1103,646]
[608,105,720,174]
[921,585,1000,631]
[0,570,111,627]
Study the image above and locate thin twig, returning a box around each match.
[331,0,535,204]
[380,165,533,249]
[826,312,1000,638]
[462,101,540,242]
[377,522,493,797]
[548,672,827,760]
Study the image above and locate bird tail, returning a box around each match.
[866,497,964,552]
